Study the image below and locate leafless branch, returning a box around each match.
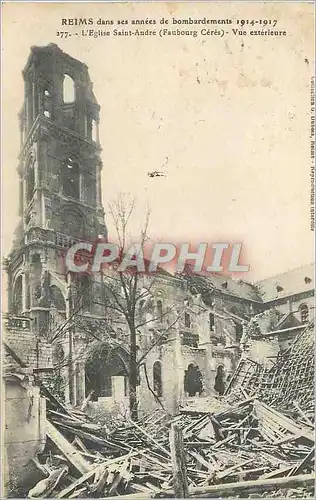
[141,362,166,411]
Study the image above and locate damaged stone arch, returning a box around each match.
[84,341,129,402]
[49,285,66,312]
[184,363,203,397]
[63,74,76,103]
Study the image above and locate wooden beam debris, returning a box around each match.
[25,364,314,499]
[169,424,189,498]
[46,420,91,474]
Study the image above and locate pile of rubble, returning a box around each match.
[226,321,315,416]
[27,382,314,498]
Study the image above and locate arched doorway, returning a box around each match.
[85,343,129,402]
[214,365,225,396]
[184,363,203,397]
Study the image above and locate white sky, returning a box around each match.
[2,2,315,281]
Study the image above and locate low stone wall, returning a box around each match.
[4,373,46,495]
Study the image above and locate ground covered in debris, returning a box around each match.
[23,323,315,498]
[25,395,314,498]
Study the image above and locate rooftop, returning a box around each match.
[182,263,314,304]
[255,263,314,302]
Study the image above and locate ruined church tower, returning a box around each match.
[6,44,107,402]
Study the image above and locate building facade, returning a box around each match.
[4,45,315,424]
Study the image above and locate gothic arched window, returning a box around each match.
[50,285,66,311]
[299,303,309,324]
[209,312,215,331]
[153,361,163,397]
[184,312,191,328]
[12,275,23,315]
[157,300,163,322]
[26,157,35,204]
[76,274,92,311]
[235,322,243,342]
[62,157,80,199]
[63,75,75,103]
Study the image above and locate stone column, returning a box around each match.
[63,273,73,404]
[26,80,33,131]
[76,361,86,404]
[204,341,214,396]
[18,179,23,216]
[96,162,102,207]
[19,117,24,149]
[96,120,100,143]
[79,172,84,203]
[22,272,28,313]
[173,328,184,414]
[34,160,39,193]
[32,80,37,121]
[23,175,28,228]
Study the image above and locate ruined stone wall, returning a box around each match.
[264,293,314,322]
[138,343,177,415]
[229,322,314,414]
[4,375,46,494]
[3,319,52,371]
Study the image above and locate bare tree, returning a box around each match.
[95,194,186,420]
[100,194,148,420]
[48,194,187,419]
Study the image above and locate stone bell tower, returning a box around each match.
[6,44,107,402]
